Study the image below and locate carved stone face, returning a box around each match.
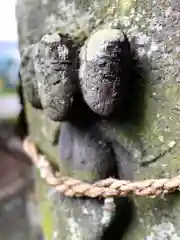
[33,33,78,121]
[20,44,42,109]
[79,29,132,117]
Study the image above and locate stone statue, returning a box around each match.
[20,29,136,239]
[17,0,180,239]
[20,28,136,182]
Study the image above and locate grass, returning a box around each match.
[0,78,17,96]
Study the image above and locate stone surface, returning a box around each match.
[20,44,42,109]
[16,0,180,239]
[33,33,78,121]
[79,28,131,116]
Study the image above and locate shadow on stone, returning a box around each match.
[109,45,149,131]
[101,197,135,240]
[15,73,28,139]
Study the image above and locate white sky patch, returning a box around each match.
[0,0,18,41]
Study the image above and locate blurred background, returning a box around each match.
[0,1,43,239]
[0,0,20,118]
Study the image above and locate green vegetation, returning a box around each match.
[0,77,17,96]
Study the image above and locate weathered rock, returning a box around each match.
[34,33,78,121]
[20,44,42,109]
[16,0,180,239]
[79,28,131,116]
[59,120,117,182]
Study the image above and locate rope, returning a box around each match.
[23,138,180,198]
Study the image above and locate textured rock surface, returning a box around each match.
[20,44,42,109]
[16,0,180,239]
[33,33,78,121]
[79,28,131,116]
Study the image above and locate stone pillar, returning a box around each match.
[16,0,180,239]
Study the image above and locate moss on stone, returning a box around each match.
[36,171,54,240]
[25,102,60,164]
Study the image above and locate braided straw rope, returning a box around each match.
[23,138,180,198]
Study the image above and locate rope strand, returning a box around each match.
[23,138,180,198]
